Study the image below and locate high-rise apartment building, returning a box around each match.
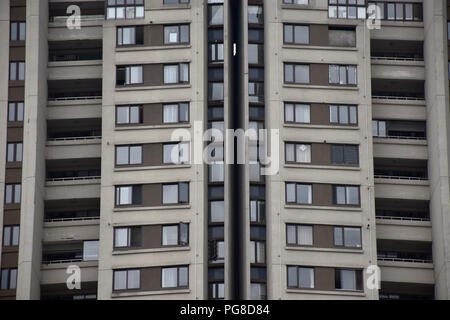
[0,0,449,300]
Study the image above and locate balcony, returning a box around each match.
[375,199,429,222]
[371,40,423,62]
[377,240,432,264]
[372,79,425,101]
[49,40,102,62]
[46,158,101,182]
[374,158,428,181]
[47,118,101,141]
[44,198,100,223]
[48,79,102,102]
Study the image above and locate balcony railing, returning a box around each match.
[372,95,425,101]
[46,176,101,182]
[373,135,426,141]
[377,257,432,264]
[48,95,102,102]
[42,258,83,265]
[374,175,428,181]
[47,136,102,142]
[371,55,424,62]
[376,215,430,222]
[44,216,100,223]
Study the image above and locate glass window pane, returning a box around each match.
[114,270,127,290]
[346,186,359,205]
[8,103,16,122]
[1,270,8,290]
[116,146,129,165]
[296,144,311,163]
[284,25,293,43]
[10,63,16,80]
[163,184,178,204]
[286,183,296,203]
[287,225,296,244]
[296,184,312,204]
[330,105,338,123]
[18,62,25,80]
[83,240,99,261]
[295,104,310,123]
[164,65,178,84]
[12,226,20,246]
[344,227,361,247]
[294,25,309,44]
[284,64,293,82]
[162,268,178,287]
[295,65,309,83]
[285,143,295,162]
[119,186,132,205]
[163,104,178,123]
[7,144,15,162]
[115,228,129,247]
[285,104,294,122]
[340,269,356,290]
[299,267,314,288]
[127,270,140,289]
[210,201,224,222]
[180,25,189,43]
[165,25,179,44]
[14,185,21,203]
[180,63,189,82]
[117,107,129,124]
[163,225,179,245]
[9,269,17,289]
[129,146,142,164]
[334,227,343,246]
[164,144,177,164]
[287,266,298,287]
[180,103,189,122]
[329,65,339,84]
[179,267,188,286]
[5,185,13,204]
[298,225,313,245]
[16,143,22,162]
[3,227,11,246]
[11,23,17,40]
[179,183,189,202]
[335,186,346,204]
[339,106,349,124]
[349,106,357,124]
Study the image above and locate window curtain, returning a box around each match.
[164,65,178,84]
[298,225,313,245]
[295,104,310,123]
[164,104,178,123]
[299,267,314,288]
[163,184,178,204]
[296,144,311,163]
[127,270,140,289]
[163,226,178,245]
[341,270,356,290]
[162,268,178,287]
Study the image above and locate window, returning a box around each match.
[287,266,315,289]
[248,82,264,103]
[286,224,313,246]
[115,185,142,206]
[209,240,225,263]
[3,226,20,247]
[162,183,189,204]
[8,102,24,122]
[248,5,263,24]
[114,227,141,248]
[107,0,144,20]
[5,184,21,204]
[162,223,189,246]
[7,142,23,162]
[10,62,25,81]
[284,64,310,84]
[116,105,142,124]
[209,43,224,62]
[116,65,143,85]
[328,0,366,19]
[331,144,359,165]
[335,269,363,291]
[163,103,189,123]
[115,145,142,165]
[210,282,225,299]
[248,44,264,64]
[330,105,357,125]
[284,24,309,44]
[251,283,267,300]
[369,2,422,21]
[285,103,310,123]
[209,82,224,101]
[329,65,357,85]
[163,142,190,164]
[372,120,386,137]
[250,200,265,223]
[208,5,223,25]
[10,22,26,41]
[162,266,188,288]
[333,185,360,205]
[328,26,356,47]
[83,240,99,261]
[0,268,17,290]
[164,63,189,84]
[113,269,140,291]
[117,26,143,46]
[164,25,190,44]
[285,143,311,163]
[209,162,224,182]
[283,0,309,4]
[286,183,312,204]
[334,226,362,248]
[209,201,225,223]
[250,241,266,264]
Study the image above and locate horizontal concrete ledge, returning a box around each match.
[115,124,191,131]
[286,289,366,297]
[115,84,191,91]
[285,246,364,255]
[45,179,101,187]
[48,99,102,106]
[46,139,102,147]
[112,247,191,256]
[113,205,191,213]
[284,164,361,172]
[378,260,434,269]
[371,59,425,67]
[41,261,98,270]
[284,205,362,212]
[375,219,431,228]
[111,289,190,298]
[44,220,100,228]
[114,165,191,172]
[374,178,429,186]
[373,138,427,146]
[48,60,102,67]
[116,44,191,52]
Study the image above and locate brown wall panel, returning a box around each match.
[9,46,25,60]
[8,87,24,101]
[142,143,163,166]
[315,267,335,291]
[310,25,328,46]
[143,64,163,86]
[311,143,330,166]
[141,225,162,249]
[312,183,333,206]
[310,64,329,86]
[140,267,162,291]
[5,168,22,183]
[310,103,330,125]
[7,128,23,141]
[314,225,335,248]
[10,7,26,21]
[142,184,162,207]
[145,25,164,46]
[1,252,19,268]
[143,103,163,125]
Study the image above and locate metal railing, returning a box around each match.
[48,95,102,102]
[373,135,426,141]
[47,136,102,142]
[371,55,424,62]
[49,15,105,23]
[44,216,100,223]
[46,176,101,182]
[376,215,430,222]
[372,95,425,101]
[377,257,432,264]
[42,258,83,265]
[374,175,428,181]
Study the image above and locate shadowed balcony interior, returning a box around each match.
[44,198,100,222]
[375,198,429,221]
[371,40,424,60]
[46,158,101,181]
[372,79,425,99]
[49,40,103,62]
[48,79,102,100]
[377,239,433,263]
[47,118,101,140]
[374,158,428,180]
